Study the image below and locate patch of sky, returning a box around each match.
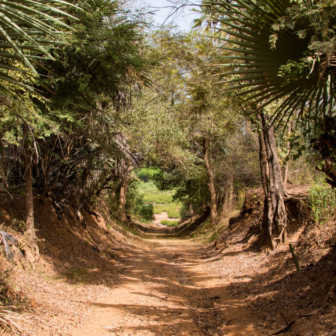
[130,0,201,31]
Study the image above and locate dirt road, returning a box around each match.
[153,212,180,226]
[70,239,263,336]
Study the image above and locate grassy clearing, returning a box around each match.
[143,193,173,203]
[136,180,182,218]
[153,203,181,218]
[160,220,179,227]
[137,181,174,204]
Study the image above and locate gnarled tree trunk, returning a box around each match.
[203,138,217,226]
[258,112,288,250]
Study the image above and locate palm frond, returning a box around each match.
[206,0,336,126]
[0,0,79,87]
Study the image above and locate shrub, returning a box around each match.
[138,204,154,221]
[309,183,336,225]
[135,168,161,182]
[160,220,179,227]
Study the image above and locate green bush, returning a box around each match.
[138,203,154,221]
[135,168,161,182]
[160,220,179,227]
[309,183,336,225]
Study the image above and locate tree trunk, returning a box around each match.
[283,122,292,189]
[74,168,90,222]
[258,113,288,250]
[203,139,217,225]
[189,202,194,216]
[118,161,132,223]
[220,179,233,219]
[23,127,39,260]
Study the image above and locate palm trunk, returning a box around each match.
[204,139,217,225]
[258,112,288,250]
[23,127,39,260]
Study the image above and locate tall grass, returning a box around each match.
[160,220,179,227]
[143,194,173,203]
[309,183,336,225]
[137,181,174,203]
[136,180,182,218]
[153,203,181,218]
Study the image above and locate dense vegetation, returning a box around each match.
[0,0,335,259]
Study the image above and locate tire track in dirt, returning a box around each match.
[69,239,264,336]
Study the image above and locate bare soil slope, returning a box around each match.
[0,195,139,335]
[206,187,336,336]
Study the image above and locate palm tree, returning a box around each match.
[0,0,78,88]
[206,0,335,124]
[203,0,336,248]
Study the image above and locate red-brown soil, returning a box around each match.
[0,187,335,336]
[206,187,336,336]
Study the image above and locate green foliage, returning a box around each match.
[135,168,161,182]
[153,203,181,218]
[309,183,336,225]
[137,180,174,204]
[143,194,173,203]
[160,220,179,227]
[126,181,154,221]
[179,203,190,219]
[138,203,154,221]
[0,0,77,87]
[209,0,336,128]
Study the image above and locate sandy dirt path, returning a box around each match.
[69,238,264,336]
[153,212,180,226]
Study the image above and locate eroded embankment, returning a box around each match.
[205,186,336,336]
[0,194,139,335]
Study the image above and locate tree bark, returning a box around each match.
[73,168,90,222]
[118,160,132,223]
[23,127,39,260]
[258,112,288,250]
[203,138,217,226]
[220,179,233,219]
[283,122,292,189]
